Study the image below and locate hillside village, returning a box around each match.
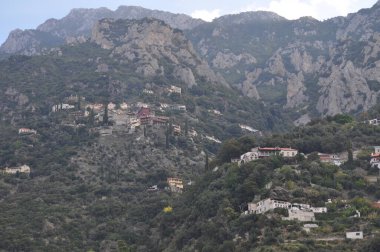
[1,3,380,249]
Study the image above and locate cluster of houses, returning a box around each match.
[48,94,226,145]
[247,198,327,222]
[232,147,298,166]
[2,165,31,175]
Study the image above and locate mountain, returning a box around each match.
[189,3,380,118]
[1,14,380,252]
[0,6,204,55]
[1,2,380,119]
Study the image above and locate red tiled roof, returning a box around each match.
[258,147,296,151]
[372,202,380,209]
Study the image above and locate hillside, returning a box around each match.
[1,3,380,251]
[153,115,380,252]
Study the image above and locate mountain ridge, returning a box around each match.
[1,3,380,119]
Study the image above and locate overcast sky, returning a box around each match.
[0,0,377,44]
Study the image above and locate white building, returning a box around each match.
[346,231,363,240]
[248,198,327,217]
[368,118,380,126]
[168,85,182,94]
[248,198,291,214]
[18,128,37,135]
[310,207,328,213]
[52,103,75,112]
[280,148,298,157]
[4,165,31,174]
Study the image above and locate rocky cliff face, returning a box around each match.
[0,6,204,55]
[189,2,380,117]
[91,18,227,88]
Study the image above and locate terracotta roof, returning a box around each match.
[258,147,296,151]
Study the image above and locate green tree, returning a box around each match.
[205,151,209,171]
[103,102,109,125]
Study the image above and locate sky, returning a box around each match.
[0,0,378,44]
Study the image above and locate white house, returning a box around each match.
[368,118,380,126]
[52,103,75,112]
[346,231,363,240]
[4,165,31,175]
[248,198,291,214]
[18,128,37,135]
[168,85,181,94]
[248,198,327,217]
[279,148,298,157]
